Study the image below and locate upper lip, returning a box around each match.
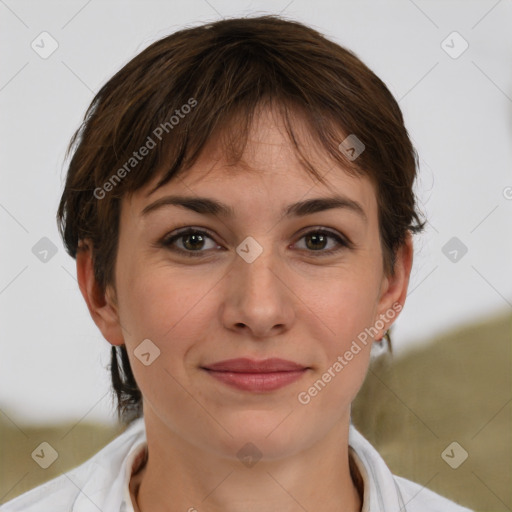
[202,358,308,373]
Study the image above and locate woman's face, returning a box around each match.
[88,107,411,459]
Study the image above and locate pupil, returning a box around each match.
[184,234,204,250]
[307,234,326,250]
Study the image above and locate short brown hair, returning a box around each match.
[56,14,426,423]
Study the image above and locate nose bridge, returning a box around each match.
[222,236,294,335]
[236,237,282,303]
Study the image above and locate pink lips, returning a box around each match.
[202,358,309,392]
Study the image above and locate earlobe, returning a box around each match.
[76,240,125,346]
[374,231,414,338]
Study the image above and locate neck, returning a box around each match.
[131,412,362,512]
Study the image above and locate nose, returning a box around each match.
[220,241,295,339]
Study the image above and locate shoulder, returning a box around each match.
[348,425,474,512]
[393,475,474,512]
[0,473,81,512]
[0,418,146,512]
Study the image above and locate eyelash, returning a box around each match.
[158,227,352,258]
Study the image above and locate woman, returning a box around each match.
[2,15,473,512]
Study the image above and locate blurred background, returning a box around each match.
[1,0,511,510]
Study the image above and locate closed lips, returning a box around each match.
[202,358,308,373]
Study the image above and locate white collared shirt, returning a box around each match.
[1,417,474,512]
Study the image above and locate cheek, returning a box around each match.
[116,264,218,360]
[297,266,379,404]
[116,266,219,411]
[298,297,374,414]
[312,267,381,348]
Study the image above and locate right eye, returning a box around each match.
[160,228,222,257]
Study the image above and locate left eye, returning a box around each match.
[294,230,348,254]
[160,228,349,257]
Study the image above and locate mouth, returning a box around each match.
[201,358,310,392]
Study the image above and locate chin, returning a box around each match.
[205,411,310,460]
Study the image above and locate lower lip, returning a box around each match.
[203,369,307,392]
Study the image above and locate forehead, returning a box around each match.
[125,105,377,222]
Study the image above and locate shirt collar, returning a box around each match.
[348,425,407,512]
[72,418,147,512]
[74,418,406,512]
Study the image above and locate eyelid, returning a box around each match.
[158,225,352,256]
[159,227,222,256]
[294,225,352,245]
[291,227,353,255]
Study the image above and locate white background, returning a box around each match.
[1,0,511,425]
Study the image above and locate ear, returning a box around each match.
[76,239,125,346]
[374,230,414,339]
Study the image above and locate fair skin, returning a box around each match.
[77,106,413,512]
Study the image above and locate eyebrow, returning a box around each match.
[141,194,367,222]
